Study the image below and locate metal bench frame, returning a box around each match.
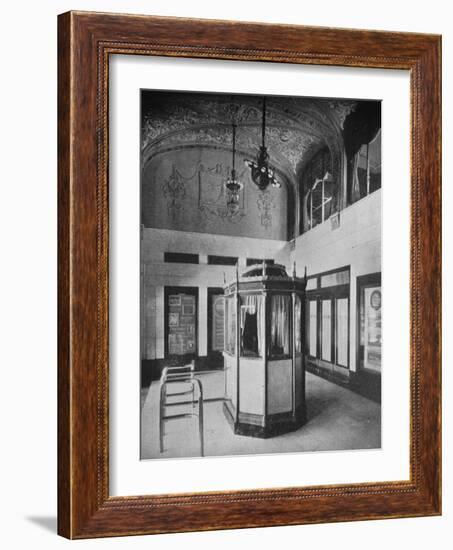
[159,363,204,456]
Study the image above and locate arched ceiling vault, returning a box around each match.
[141,93,357,188]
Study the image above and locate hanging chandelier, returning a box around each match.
[245,97,281,191]
[224,122,243,214]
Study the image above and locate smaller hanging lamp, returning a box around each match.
[225,122,243,214]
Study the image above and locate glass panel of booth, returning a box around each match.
[269,294,291,358]
[240,294,264,357]
[224,295,236,355]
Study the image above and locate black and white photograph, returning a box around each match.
[140,90,382,460]
[1,0,446,546]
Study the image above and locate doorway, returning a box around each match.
[207,287,225,369]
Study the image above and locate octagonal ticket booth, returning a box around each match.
[223,261,307,437]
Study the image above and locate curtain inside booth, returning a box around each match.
[270,294,291,356]
[240,295,264,357]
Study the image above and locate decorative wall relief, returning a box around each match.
[197,162,246,223]
[143,147,288,240]
[256,190,275,229]
[161,165,188,219]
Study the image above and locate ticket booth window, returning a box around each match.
[240,294,264,357]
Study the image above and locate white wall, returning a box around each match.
[142,227,287,359]
[142,187,380,369]
[0,1,450,550]
[292,190,381,371]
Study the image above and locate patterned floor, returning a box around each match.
[140,371,381,460]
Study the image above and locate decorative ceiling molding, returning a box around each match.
[141,94,356,175]
[143,124,314,178]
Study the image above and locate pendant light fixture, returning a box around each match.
[245,97,281,191]
[225,122,243,214]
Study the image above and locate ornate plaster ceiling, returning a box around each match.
[141,93,356,178]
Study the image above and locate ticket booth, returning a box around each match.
[223,261,307,437]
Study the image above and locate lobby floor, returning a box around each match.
[140,371,381,460]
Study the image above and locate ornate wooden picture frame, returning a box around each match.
[58,11,441,539]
